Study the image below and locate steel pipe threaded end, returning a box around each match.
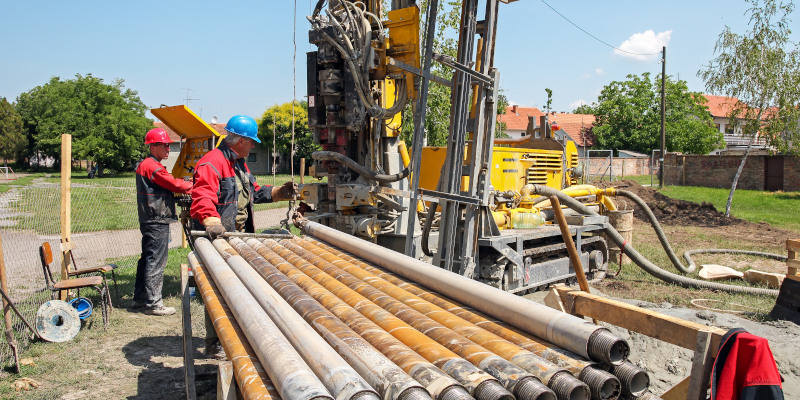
[399,387,435,400]
[514,377,556,400]
[473,380,514,400]
[350,391,382,400]
[612,362,650,397]
[578,367,621,400]
[587,330,630,365]
[548,372,590,400]
[438,385,475,400]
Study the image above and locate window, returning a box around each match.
[248,153,257,163]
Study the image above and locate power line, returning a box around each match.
[539,0,661,57]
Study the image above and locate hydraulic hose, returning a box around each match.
[312,151,410,183]
[614,190,787,278]
[529,185,779,297]
[421,202,438,257]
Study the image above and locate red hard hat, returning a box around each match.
[145,128,172,144]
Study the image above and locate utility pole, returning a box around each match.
[659,46,666,188]
[272,115,277,186]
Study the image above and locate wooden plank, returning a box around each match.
[0,233,20,373]
[181,263,197,400]
[59,134,73,301]
[217,361,237,400]
[686,330,714,400]
[556,287,726,351]
[661,376,690,400]
[787,258,800,277]
[299,158,306,185]
[787,239,800,252]
[544,287,566,313]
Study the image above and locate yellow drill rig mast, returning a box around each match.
[303,0,611,293]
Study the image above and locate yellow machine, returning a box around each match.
[299,0,611,293]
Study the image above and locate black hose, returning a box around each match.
[312,151,410,183]
[615,189,787,277]
[530,185,779,296]
[421,202,437,257]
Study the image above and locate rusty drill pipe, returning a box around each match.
[194,238,333,400]
[295,239,590,400]
[277,239,556,400]
[240,239,473,400]
[188,253,279,400]
[214,239,380,400]
[609,362,649,398]
[228,238,432,400]
[297,219,629,365]
[307,239,622,400]
[248,239,511,400]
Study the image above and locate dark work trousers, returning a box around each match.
[134,223,170,308]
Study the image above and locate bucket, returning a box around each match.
[68,297,93,320]
[606,209,633,265]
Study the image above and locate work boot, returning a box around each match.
[143,305,176,316]
[205,339,227,361]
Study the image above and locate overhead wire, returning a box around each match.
[538,0,661,57]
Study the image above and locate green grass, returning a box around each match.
[659,185,800,233]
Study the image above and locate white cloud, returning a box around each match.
[594,68,604,76]
[569,99,588,110]
[614,30,671,61]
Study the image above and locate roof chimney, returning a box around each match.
[512,105,518,114]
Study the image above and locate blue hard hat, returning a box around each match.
[224,115,261,143]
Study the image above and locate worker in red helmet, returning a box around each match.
[133,127,192,316]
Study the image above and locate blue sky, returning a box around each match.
[2,1,798,123]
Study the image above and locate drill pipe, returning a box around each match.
[297,219,629,365]
[214,239,380,400]
[188,252,279,400]
[193,238,333,400]
[293,239,589,400]
[228,238,432,400]
[305,239,621,400]
[241,239,473,400]
[275,239,556,400]
[247,238,512,400]
[609,362,649,398]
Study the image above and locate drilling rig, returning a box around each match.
[300,0,612,293]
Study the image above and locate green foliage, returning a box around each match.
[699,0,800,155]
[15,74,152,171]
[0,97,27,163]
[258,101,318,171]
[572,103,596,114]
[591,72,723,154]
[544,88,553,113]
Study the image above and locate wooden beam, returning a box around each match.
[59,134,73,301]
[0,234,20,373]
[661,376,689,400]
[686,330,714,400]
[555,286,726,352]
[217,361,237,400]
[181,263,197,400]
[787,239,800,252]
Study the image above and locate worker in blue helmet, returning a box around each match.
[190,115,296,236]
[190,115,296,359]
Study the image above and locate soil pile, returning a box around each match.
[602,180,743,227]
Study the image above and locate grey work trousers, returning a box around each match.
[134,223,170,308]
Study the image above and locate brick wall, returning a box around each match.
[664,153,798,191]
[585,157,652,178]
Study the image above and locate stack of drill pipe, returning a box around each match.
[228,238,472,400]
[245,238,517,400]
[296,220,629,366]
[262,238,559,400]
[223,238,430,400]
[284,238,593,400]
[303,238,623,400]
[188,252,279,400]
[211,239,381,400]
[193,238,333,400]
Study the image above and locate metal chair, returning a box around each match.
[39,242,111,329]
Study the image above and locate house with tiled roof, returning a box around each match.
[702,94,769,153]
[497,106,595,155]
[152,121,271,174]
[498,105,544,139]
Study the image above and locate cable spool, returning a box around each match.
[68,297,93,320]
[35,300,81,342]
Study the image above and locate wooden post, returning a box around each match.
[299,158,305,185]
[0,233,21,373]
[181,263,197,400]
[216,361,237,400]
[786,239,799,279]
[59,134,73,301]
[686,330,714,400]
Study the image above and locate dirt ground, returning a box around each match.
[2,185,798,399]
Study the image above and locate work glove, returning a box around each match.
[203,217,226,241]
[272,181,299,202]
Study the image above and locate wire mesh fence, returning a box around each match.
[0,175,154,368]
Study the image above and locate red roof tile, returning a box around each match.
[548,112,596,147]
[702,95,743,118]
[498,105,544,131]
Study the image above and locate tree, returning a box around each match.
[258,101,317,172]
[590,72,723,155]
[15,74,151,172]
[0,97,27,165]
[572,104,596,115]
[699,0,800,216]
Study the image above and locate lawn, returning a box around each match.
[658,185,800,233]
